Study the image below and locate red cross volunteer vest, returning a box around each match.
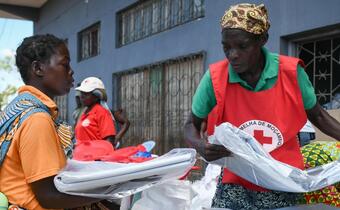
[207,55,307,191]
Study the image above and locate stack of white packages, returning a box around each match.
[208,122,340,192]
[54,148,196,199]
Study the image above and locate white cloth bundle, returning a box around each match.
[131,164,222,210]
[208,122,340,192]
[54,148,196,199]
[131,180,194,210]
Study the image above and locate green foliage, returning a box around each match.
[0,55,18,110]
[0,85,17,110]
[0,55,14,73]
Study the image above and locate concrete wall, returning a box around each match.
[34,0,340,122]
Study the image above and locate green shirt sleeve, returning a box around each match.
[192,64,316,118]
[297,64,317,110]
[192,70,217,118]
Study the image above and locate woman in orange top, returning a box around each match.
[0,34,101,209]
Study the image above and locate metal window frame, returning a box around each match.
[116,0,205,48]
[77,21,101,62]
[54,94,69,123]
[111,51,206,146]
[282,24,340,105]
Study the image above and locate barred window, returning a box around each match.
[117,0,205,47]
[297,36,340,108]
[78,22,100,61]
[54,95,68,123]
[113,53,205,179]
[113,53,204,154]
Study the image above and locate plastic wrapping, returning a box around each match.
[190,164,221,210]
[131,180,194,210]
[207,122,340,192]
[54,148,196,199]
[130,164,221,210]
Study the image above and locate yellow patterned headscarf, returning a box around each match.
[220,3,270,35]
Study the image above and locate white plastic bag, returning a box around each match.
[190,164,221,210]
[207,122,340,192]
[54,148,196,199]
[131,164,221,210]
[131,180,194,210]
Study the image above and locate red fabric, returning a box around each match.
[207,55,307,191]
[75,103,116,142]
[73,140,115,161]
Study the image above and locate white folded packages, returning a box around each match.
[54,148,196,199]
[207,122,340,192]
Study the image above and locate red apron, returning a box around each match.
[207,55,307,191]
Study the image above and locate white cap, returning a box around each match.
[75,77,105,92]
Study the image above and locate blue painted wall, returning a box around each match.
[34,0,340,122]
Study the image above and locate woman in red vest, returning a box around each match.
[75,77,117,147]
[184,3,340,209]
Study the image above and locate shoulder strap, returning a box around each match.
[207,59,229,135]
[209,59,229,110]
[0,93,49,166]
[279,55,305,72]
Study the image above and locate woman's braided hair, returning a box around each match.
[15,34,65,83]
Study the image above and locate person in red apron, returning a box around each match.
[75,77,117,147]
[184,3,340,209]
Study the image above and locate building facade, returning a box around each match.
[1,0,339,152]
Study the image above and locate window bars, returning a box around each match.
[54,95,68,123]
[117,0,205,47]
[78,22,100,61]
[113,53,204,154]
[298,36,340,107]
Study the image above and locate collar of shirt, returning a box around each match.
[18,85,58,120]
[228,47,279,91]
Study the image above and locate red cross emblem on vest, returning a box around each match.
[253,130,272,144]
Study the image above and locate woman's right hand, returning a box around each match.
[192,118,232,161]
[184,113,232,161]
[198,142,232,161]
[198,128,232,161]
